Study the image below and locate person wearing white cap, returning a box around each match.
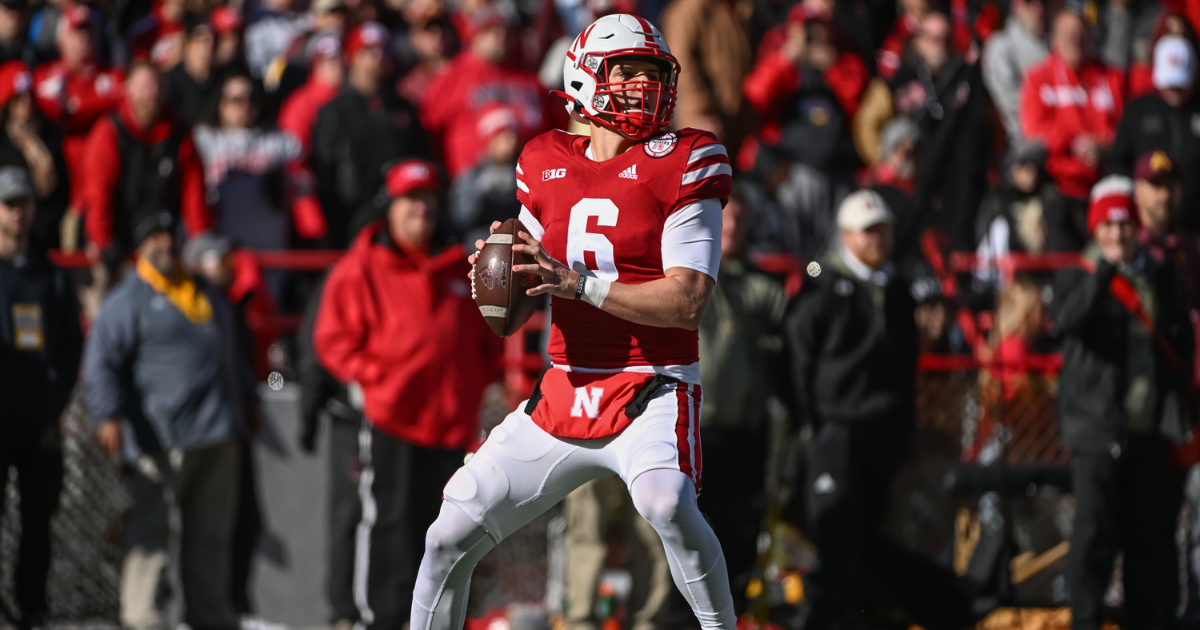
[1106,34,1200,230]
[783,189,919,630]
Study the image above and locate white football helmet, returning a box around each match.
[552,14,680,140]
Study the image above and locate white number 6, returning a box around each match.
[567,199,619,281]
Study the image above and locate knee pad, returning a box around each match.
[442,452,511,544]
[630,473,691,530]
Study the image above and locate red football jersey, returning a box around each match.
[516,127,732,369]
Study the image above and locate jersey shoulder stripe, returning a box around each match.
[672,128,732,211]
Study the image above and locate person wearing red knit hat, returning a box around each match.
[0,59,68,250]
[1086,174,1141,238]
[1057,171,1194,630]
[314,157,500,630]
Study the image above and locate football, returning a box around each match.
[472,218,541,337]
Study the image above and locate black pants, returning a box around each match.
[356,422,464,630]
[0,422,63,624]
[230,438,263,616]
[662,428,768,629]
[804,419,910,630]
[329,418,363,623]
[1069,435,1180,630]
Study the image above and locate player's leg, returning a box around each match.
[629,470,735,630]
[411,407,610,630]
[617,383,736,630]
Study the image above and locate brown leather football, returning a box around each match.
[472,218,541,337]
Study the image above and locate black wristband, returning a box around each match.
[575,275,587,300]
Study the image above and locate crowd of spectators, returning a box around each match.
[1,0,1200,628]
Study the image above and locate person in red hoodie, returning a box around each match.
[421,7,562,178]
[32,3,122,217]
[79,61,210,267]
[1020,9,1124,233]
[314,158,501,630]
[277,30,342,239]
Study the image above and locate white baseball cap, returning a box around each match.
[837,190,894,231]
[1153,35,1196,90]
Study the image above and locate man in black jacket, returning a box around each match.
[784,189,918,630]
[1105,35,1200,232]
[310,21,425,249]
[856,12,992,250]
[0,166,83,628]
[1054,175,1194,630]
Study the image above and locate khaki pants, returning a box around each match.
[563,477,671,630]
[121,440,241,630]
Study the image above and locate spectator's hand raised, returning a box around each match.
[781,23,808,64]
[1071,134,1100,168]
[97,419,122,461]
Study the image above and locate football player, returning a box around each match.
[410,14,735,630]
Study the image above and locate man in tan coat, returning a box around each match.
[660,0,753,154]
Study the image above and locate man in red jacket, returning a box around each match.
[314,158,501,630]
[78,62,210,265]
[1020,10,1124,223]
[32,3,122,213]
[421,8,562,178]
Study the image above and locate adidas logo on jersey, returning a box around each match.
[618,164,638,180]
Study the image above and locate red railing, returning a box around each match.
[54,247,1089,387]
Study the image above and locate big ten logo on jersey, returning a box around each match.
[571,387,604,418]
[543,168,567,181]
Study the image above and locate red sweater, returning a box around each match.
[1020,54,1125,199]
[314,224,502,448]
[79,99,211,248]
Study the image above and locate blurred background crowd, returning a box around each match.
[3,0,1200,628]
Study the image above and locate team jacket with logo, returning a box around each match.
[1020,53,1125,199]
[516,127,732,370]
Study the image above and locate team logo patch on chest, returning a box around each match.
[643,132,678,158]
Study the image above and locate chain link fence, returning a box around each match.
[2,370,1081,624]
[1,390,127,625]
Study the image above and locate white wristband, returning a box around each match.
[581,277,611,307]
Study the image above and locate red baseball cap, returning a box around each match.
[0,61,31,107]
[386,160,439,198]
[1134,150,1177,183]
[1087,175,1141,234]
[210,6,243,35]
[344,22,389,62]
[59,3,90,32]
[306,31,341,62]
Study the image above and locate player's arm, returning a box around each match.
[588,267,714,330]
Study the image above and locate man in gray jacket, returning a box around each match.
[84,211,256,630]
[982,0,1048,143]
